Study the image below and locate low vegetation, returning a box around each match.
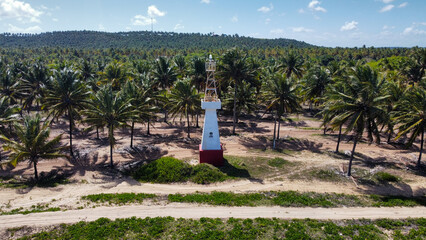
[11,217,426,239]
[82,191,426,208]
[0,203,61,216]
[130,157,228,184]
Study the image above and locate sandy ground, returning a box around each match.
[0,113,425,234]
[1,204,425,231]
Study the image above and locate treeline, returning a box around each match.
[0,46,424,181]
[0,31,312,49]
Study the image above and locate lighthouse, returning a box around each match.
[199,54,224,166]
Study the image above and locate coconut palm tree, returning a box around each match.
[328,65,389,176]
[218,48,253,135]
[263,73,301,149]
[223,81,257,123]
[83,85,135,167]
[173,55,187,78]
[152,56,177,122]
[279,51,304,79]
[0,96,20,160]
[303,66,332,110]
[189,56,206,128]
[168,79,201,138]
[122,80,157,148]
[19,62,51,112]
[44,67,91,157]
[102,61,128,90]
[1,114,67,181]
[393,86,426,167]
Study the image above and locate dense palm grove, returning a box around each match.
[0,45,425,180]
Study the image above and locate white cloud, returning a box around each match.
[381,0,394,3]
[132,15,154,26]
[98,24,105,31]
[270,28,284,35]
[7,24,41,33]
[231,15,238,23]
[147,5,165,17]
[292,27,314,33]
[308,0,326,12]
[340,21,358,31]
[398,2,408,8]
[0,0,42,23]
[201,0,210,4]
[380,4,394,12]
[52,18,58,22]
[298,8,305,14]
[258,3,273,13]
[382,25,395,30]
[174,23,184,30]
[132,5,165,26]
[265,18,271,24]
[403,24,426,35]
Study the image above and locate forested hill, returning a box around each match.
[0,31,313,49]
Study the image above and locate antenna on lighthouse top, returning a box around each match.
[204,54,218,102]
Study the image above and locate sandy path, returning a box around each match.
[0,204,425,230]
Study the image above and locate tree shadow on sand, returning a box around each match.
[239,136,323,154]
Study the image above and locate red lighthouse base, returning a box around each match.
[199,144,224,167]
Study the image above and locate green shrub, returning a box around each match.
[191,164,227,184]
[132,157,192,183]
[374,172,400,183]
[131,157,229,184]
[82,193,156,204]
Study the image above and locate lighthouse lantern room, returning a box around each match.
[199,54,224,166]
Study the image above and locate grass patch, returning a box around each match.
[289,167,346,183]
[0,203,62,215]
[13,217,426,239]
[267,157,290,168]
[81,193,156,205]
[130,157,228,184]
[168,191,426,208]
[298,127,322,130]
[374,172,400,183]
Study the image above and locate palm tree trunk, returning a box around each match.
[109,127,114,168]
[387,131,392,144]
[130,120,135,148]
[348,137,358,176]
[418,127,424,167]
[232,83,238,135]
[147,119,150,135]
[273,113,277,149]
[277,116,281,140]
[96,127,99,139]
[186,110,190,138]
[68,108,73,157]
[196,113,199,128]
[335,124,342,153]
[33,160,39,182]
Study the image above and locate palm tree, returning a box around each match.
[102,61,128,90]
[303,66,332,110]
[218,48,253,135]
[122,80,157,148]
[223,81,257,123]
[393,86,426,167]
[173,55,187,78]
[279,51,304,79]
[190,56,206,128]
[152,56,177,122]
[44,68,91,157]
[263,73,301,149]
[19,62,51,112]
[83,85,135,167]
[328,66,389,176]
[0,96,20,160]
[168,79,201,138]
[1,114,67,181]
[0,68,20,104]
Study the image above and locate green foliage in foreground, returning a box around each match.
[82,191,426,208]
[168,191,426,208]
[81,193,156,205]
[1,204,61,216]
[14,217,426,240]
[130,157,228,184]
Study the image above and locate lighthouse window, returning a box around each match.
[209,132,213,138]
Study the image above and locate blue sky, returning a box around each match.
[0,0,425,47]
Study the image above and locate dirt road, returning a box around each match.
[0,204,425,231]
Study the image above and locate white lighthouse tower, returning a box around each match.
[199,54,223,166]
